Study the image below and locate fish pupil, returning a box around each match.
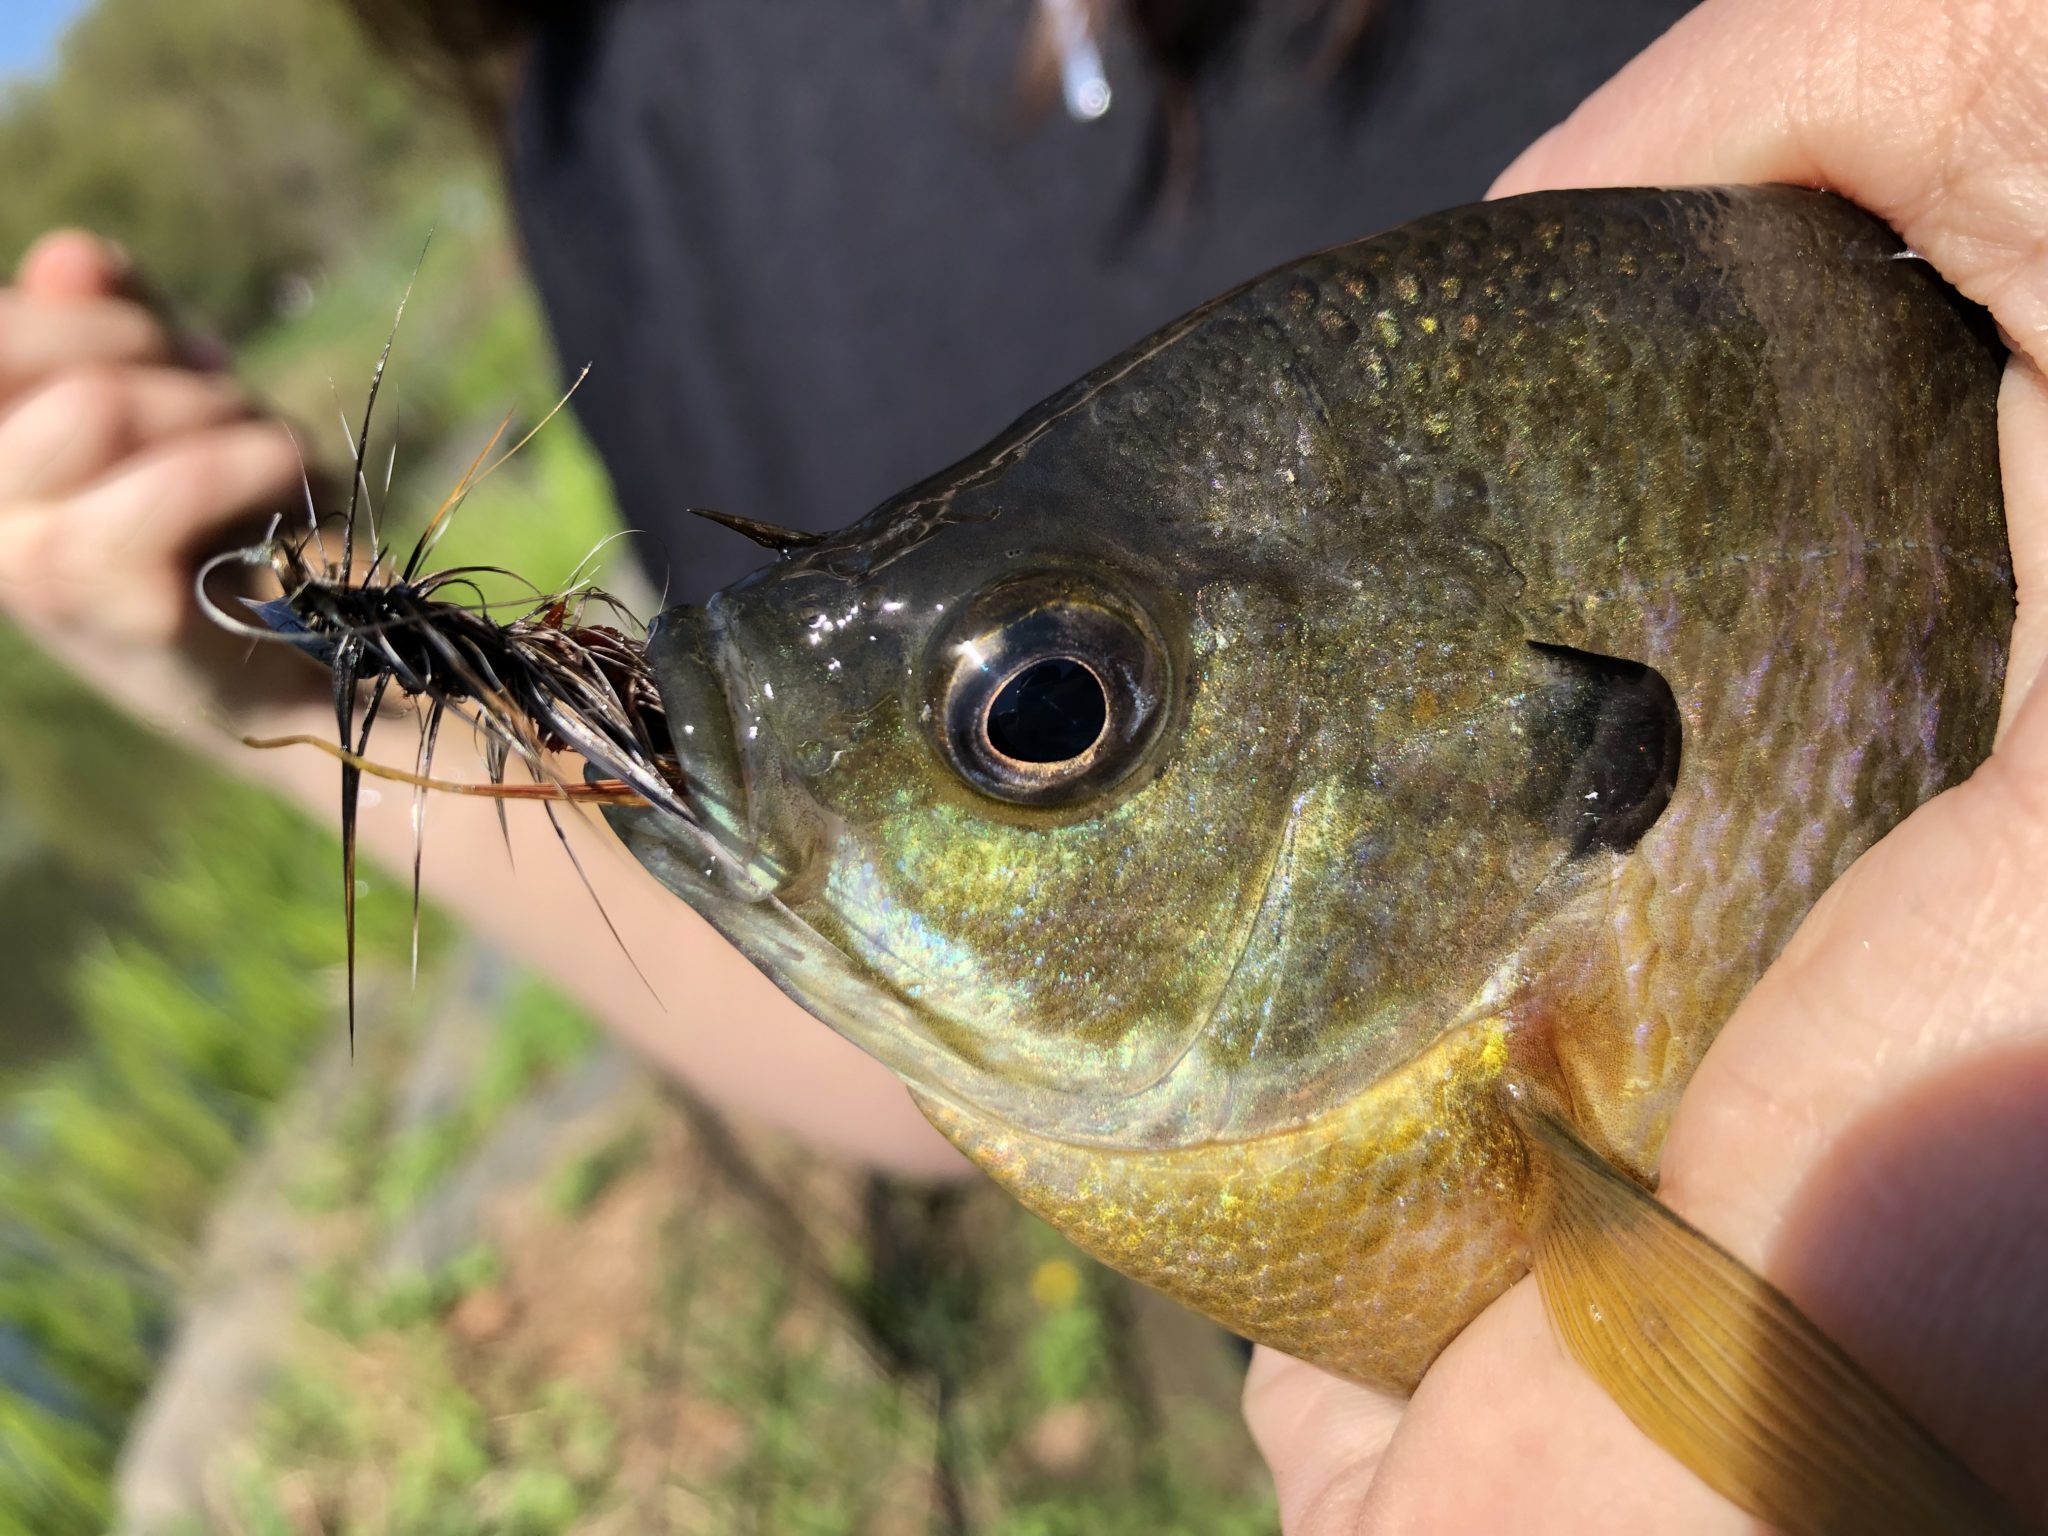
[986,657,1108,763]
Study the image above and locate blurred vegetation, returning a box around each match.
[183,1013,1272,1536]
[0,0,622,1530]
[0,5,1276,1534]
[0,773,420,1534]
[0,0,465,341]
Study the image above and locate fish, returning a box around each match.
[602,187,2019,1532]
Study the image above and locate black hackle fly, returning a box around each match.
[195,285,687,1047]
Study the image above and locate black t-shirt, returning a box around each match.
[510,0,1697,600]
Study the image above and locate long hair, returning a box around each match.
[336,0,1379,133]
[332,0,551,127]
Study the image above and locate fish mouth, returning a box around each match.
[631,601,790,900]
[604,601,1007,1112]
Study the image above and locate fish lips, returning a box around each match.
[604,599,1018,1114]
[619,599,799,902]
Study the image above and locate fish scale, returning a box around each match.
[613,187,2020,1529]
[915,1022,1533,1389]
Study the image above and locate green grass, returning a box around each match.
[160,996,1280,1536]
[371,982,598,1229]
[545,1125,648,1217]
[0,783,416,1535]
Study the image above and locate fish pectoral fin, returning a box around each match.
[1515,1104,2021,1536]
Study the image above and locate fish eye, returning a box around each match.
[986,657,1107,763]
[929,578,1167,808]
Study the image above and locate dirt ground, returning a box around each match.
[115,958,1277,1536]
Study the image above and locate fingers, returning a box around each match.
[1256,10,2048,1532]
[1996,358,2048,731]
[1481,5,2048,1516]
[1242,1347,1405,1535]
[1488,0,2048,739]
[16,229,133,303]
[1491,0,2048,362]
[0,231,321,726]
[0,364,253,503]
[1654,761,2048,1517]
[1357,1283,1751,1533]
[1246,1314,1749,1535]
[0,290,176,405]
[0,417,304,641]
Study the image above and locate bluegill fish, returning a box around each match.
[602,187,2015,1532]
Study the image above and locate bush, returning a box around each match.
[0,0,464,341]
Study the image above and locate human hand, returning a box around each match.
[1245,1,2048,1528]
[0,229,317,732]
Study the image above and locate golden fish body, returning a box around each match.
[613,188,2016,1530]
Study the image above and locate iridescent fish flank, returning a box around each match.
[609,188,2020,1533]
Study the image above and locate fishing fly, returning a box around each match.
[194,289,695,1042]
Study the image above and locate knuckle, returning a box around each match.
[250,421,303,474]
[0,379,90,487]
[46,365,134,444]
[4,367,131,487]
[0,505,52,584]
[123,587,186,646]
[158,422,299,520]
[0,516,85,628]
[154,436,230,510]
[240,423,310,501]
[105,299,174,364]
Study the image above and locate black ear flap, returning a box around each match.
[1526,642,1683,856]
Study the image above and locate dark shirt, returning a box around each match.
[510,0,1697,600]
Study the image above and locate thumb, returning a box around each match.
[1995,356,2048,736]
[1243,1346,1407,1533]
[1485,0,2048,754]
[1487,0,2048,368]
[17,229,133,302]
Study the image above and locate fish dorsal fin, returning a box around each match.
[1516,1104,2022,1535]
[685,506,824,553]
